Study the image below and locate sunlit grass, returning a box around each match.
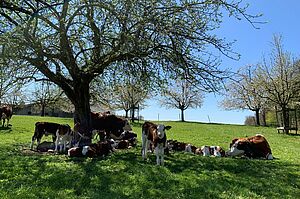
[0,115,299,198]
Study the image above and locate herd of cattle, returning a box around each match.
[27,112,274,165]
[0,105,274,165]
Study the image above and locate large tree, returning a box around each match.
[255,35,300,132]
[221,65,267,126]
[0,0,261,136]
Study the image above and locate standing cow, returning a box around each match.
[141,121,171,166]
[30,122,72,152]
[0,106,12,127]
[91,113,132,139]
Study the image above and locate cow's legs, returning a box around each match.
[155,145,164,166]
[55,129,60,152]
[141,132,148,160]
[30,136,36,149]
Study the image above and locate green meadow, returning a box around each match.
[0,115,299,199]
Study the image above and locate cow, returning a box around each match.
[36,141,55,152]
[226,134,273,159]
[68,146,84,157]
[141,121,171,166]
[167,140,194,153]
[55,124,73,152]
[91,114,132,139]
[0,106,12,127]
[30,122,72,153]
[82,140,113,158]
[197,146,225,157]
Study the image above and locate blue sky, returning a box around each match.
[136,1,300,124]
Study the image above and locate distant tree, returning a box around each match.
[160,79,204,122]
[91,63,150,122]
[220,65,267,126]
[31,81,64,116]
[1,0,262,136]
[255,35,300,132]
[0,44,29,106]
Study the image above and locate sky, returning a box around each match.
[135,1,300,125]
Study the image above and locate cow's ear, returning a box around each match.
[165,126,172,130]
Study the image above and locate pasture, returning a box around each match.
[0,115,299,199]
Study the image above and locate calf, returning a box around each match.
[55,124,73,152]
[226,134,273,159]
[30,122,60,149]
[198,146,225,157]
[68,147,84,157]
[0,106,12,127]
[141,121,171,166]
[30,122,72,152]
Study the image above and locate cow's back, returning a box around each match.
[248,135,272,157]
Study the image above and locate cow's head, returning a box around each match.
[226,139,248,157]
[157,124,171,139]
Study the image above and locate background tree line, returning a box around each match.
[221,35,300,130]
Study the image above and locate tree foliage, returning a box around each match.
[0,0,261,134]
[255,35,300,131]
[220,65,267,125]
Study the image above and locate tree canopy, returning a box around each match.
[0,0,261,135]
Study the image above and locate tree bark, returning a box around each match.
[181,109,185,122]
[41,104,45,117]
[72,81,92,138]
[282,107,290,134]
[255,109,260,126]
[131,107,135,123]
[125,109,129,118]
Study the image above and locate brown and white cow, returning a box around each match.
[226,134,273,159]
[196,146,225,157]
[30,122,72,152]
[141,121,171,166]
[55,124,73,152]
[0,106,12,127]
[91,114,132,139]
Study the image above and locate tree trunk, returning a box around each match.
[125,109,129,118]
[282,107,290,134]
[255,109,260,126]
[72,82,92,138]
[131,107,135,123]
[41,103,45,117]
[181,109,185,122]
[261,109,267,126]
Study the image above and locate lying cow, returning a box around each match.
[141,121,171,166]
[226,134,273,159]
[68,140,113,158]
[0,106,12,127]
[196,146,225,157]
[167,140,195,153]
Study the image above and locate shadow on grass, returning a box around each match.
[0,126,12,132]
[0,147,299,199]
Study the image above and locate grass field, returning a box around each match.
[0,115,299,199]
